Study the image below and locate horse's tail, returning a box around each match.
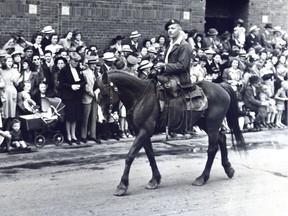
[220,83,246,152]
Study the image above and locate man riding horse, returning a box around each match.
[155,19,201,98]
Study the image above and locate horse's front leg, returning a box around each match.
[114,129,148,196]
[143,138,161,190]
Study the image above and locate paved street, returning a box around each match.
[0,129,288,216]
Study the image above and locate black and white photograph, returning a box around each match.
[0,0,288,215]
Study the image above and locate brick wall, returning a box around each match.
[248,0,288,30]
[0,0,287,50]
[0,0,206,50]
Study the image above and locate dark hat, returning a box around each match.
[249,76,262,85]
[262,73,274,81]
[264,23,273,29]
[199,55,207,62]
[113,35,125,41]
[69,52,82,61]
[164,19,181,31]
[23,46,33,52]
[207,28,218,36]
[87,55,98,64]
[73,29,81,36]
[221,31,231,38]
[114,59,125,69]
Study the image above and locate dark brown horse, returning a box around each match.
[96,70,246,196]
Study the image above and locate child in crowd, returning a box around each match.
[274,80,288,128]
[259,84,278,128]
[9,119,30,151]
[17,81,38,114]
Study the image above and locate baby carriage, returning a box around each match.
[19,97,65,148]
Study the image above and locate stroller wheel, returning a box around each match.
[34,135,46,148]
[53,133,64,146]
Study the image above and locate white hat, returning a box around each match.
[42,26,55,33]
[122,45,133,52]
[204,48,216,55]
[139,60,153,70]
[103,52,117,61]
[249,25,260,32]
[129,31,141,38]
[273,26,283,33]
[148,46,157,54]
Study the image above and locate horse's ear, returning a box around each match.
[102,70,109,84]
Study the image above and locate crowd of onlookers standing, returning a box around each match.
[0,18,288,151]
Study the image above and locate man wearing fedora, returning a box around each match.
[203,28,222,53]
[126,31,141,55]
[99,52,117,75]
[81,55,101,144]
[41,25,56,51]
[245,25,261,50]
[260,23,274,52]
[220,31,232,52]
[155,19,192,93]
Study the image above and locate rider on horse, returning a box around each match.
[155,19,201,98]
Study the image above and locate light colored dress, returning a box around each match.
[0,68,20,118]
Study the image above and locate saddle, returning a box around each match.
[156,75,207,111]
[156,78,208,133]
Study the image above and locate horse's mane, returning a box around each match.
[108,70,154,91]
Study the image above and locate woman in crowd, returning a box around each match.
[222,58,244,92]
[17,59,41,97]
[0,55,21,129]
[58,31,73,50]
[52,56,68,97]
[58,52,85,145]
[71,30,86,51]
[157,35,167,55]
[31,32,44,58]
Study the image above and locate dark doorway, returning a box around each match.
[205,0,249,34]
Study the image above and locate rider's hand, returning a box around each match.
[155,62,166,71]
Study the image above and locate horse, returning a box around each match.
[96,70,246,196]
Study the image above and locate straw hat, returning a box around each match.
[41,26,55,33]
[103,52,116,61]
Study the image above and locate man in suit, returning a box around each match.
[245,25,261,50]
[243,76,268,129]
[125,31,141,55]
[80,56,101,144]
[155,19,192,89]
[260,23,274,52]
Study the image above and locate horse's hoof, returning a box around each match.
[114,184,128,196]
[225,167,235,178]
[145,180,159,190]
[192,177,206,186]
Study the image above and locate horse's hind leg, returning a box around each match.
[143,139,161,190]
[192,129,219,186]
[218,132,235,178]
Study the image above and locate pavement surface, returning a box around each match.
[0,128,287,170]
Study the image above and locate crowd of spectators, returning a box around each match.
[0,18,288,151]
